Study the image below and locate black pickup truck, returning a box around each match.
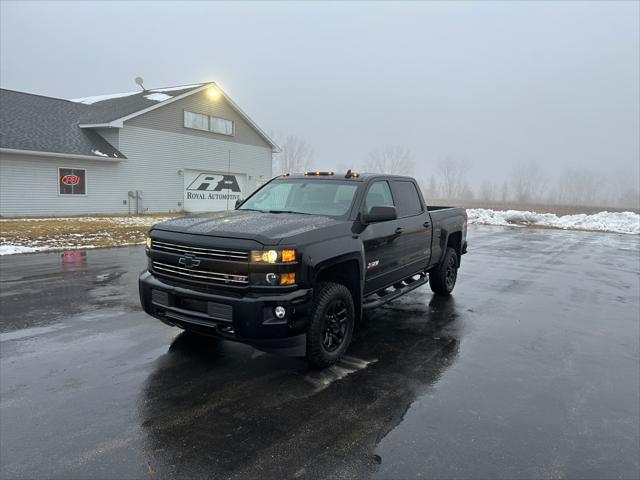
[140,171,467,367]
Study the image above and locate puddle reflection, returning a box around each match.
[139,294,464,478]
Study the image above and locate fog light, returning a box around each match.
[279,273,296,285]
[274,306,286,319]
[265,273,279,285]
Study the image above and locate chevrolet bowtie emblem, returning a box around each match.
[178,255,201,268]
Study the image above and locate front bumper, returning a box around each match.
[139,271,313,356]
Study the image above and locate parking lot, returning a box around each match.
[1,225,638,479]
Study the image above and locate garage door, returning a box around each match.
[183,169,246,212]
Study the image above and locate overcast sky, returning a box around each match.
[1,1,638,186]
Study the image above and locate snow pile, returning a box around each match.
[70,91,139,104]
[91,149,108,157]
[468,209,640,235]
[144,92,172,102]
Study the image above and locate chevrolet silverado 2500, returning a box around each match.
[139,171,468,367]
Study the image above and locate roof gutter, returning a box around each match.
[0,147,125,162]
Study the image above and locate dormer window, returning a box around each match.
[183,111,234,136]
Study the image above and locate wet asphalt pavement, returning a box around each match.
[1,225,639,480]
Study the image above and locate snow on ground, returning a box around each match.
[144,92,172,102]
[0,216,180,255]
[468,209,640,235]
[70,91,139,104]
[149,84,202,93]
[0,216,176,227]
[0,245,38,255]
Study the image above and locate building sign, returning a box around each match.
[59,168,86,195]
[183,170,246,212]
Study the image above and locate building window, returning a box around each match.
[184,111,208,131]
[210,116,234,135]
[59,168,86,195]
[184,111,234,136]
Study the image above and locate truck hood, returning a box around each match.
[152,210,346,245]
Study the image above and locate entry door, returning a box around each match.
[390,180,432,272]
[183,169,246,212]
[361,180,406,295]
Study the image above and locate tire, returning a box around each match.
[306,282,355,368]
[429,247,459,296]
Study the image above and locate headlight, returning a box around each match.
[250,249,296,263]
[146,237,152,249]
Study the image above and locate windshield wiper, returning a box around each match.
[267,210,312,215]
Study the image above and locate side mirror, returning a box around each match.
[235,198,244,209]
[362,205,397,224]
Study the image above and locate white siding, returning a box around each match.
[0,127,272,216]
[0,153,129,216]
[117,125,272,213]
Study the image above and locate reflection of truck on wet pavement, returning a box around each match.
[139,171,468,367]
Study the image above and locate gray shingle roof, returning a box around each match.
[0,84,205,159]
[0,82,279,157]
[0,89,126,159]
[72,83,204,124]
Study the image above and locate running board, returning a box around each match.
[362,273,428,310]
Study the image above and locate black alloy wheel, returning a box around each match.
[444,254,458,291]
[321,299,348,352]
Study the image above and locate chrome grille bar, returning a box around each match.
[152,240,248,261]
[152,261,249,284]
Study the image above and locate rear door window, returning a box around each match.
[390,181,423,217]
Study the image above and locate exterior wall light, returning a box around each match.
[207,86,220,99]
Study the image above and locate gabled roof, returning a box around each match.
[0,82,279,159]
[72,83,205,125]
[74,82,279,152]
[0,89,126,160]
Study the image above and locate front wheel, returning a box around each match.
[429,247,459,296]
[306,282,355,368]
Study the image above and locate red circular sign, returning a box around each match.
[61,174,80,186]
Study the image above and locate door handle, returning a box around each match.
[423,221,430,228]
[395,227,404,234]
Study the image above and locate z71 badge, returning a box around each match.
[367,260,380,270]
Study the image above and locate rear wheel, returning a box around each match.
[306,282,355,368]
[429,247,459,296]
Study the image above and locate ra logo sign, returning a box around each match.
[186,174,241,193]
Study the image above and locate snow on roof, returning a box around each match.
[144,92,172,102]
[91,149,109,157]
[149,84,203,93]
[70,91,140,105]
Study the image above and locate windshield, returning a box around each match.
[239,180,359,217]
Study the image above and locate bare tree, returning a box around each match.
[274,135,313,174]
[479,180,497,202]
[500,181,510,202]
[436,157,469,200]
[508,161,546,203]
[553,168,604,206]
[364,145,414,175]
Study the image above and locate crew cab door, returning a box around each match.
[361,180,406,294]
[390,179,432,273]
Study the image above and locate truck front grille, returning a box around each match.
[152,261,249,285]
[151,240,249,261]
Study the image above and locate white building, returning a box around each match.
[0,82,278,216]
